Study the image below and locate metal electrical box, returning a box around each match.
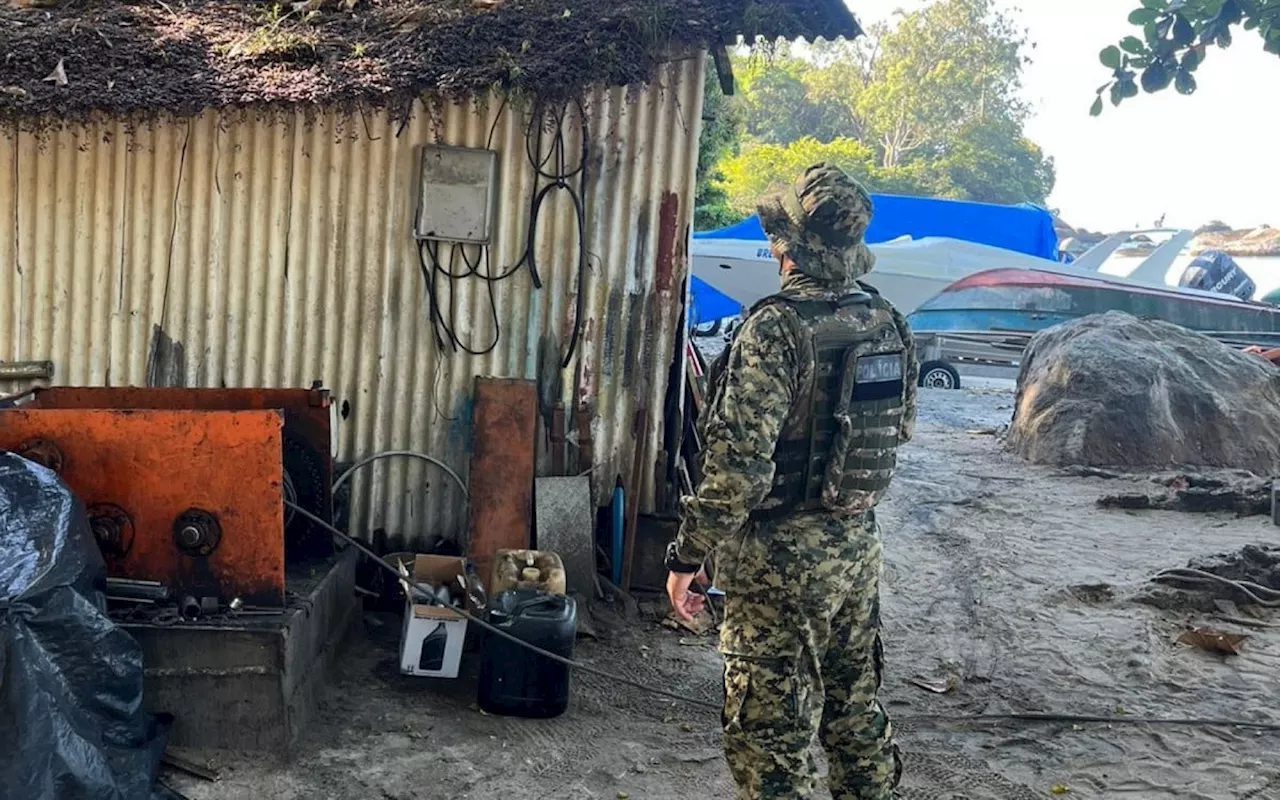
[413,144,498,243]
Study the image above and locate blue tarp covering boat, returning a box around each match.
[694,195,1059,258]
[689,277,747,326]
[689,194,1059,324]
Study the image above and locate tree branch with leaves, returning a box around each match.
[1094,0,1280,114]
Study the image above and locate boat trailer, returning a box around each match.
[916,331,1031,389]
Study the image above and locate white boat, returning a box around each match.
[691,227,1196,316]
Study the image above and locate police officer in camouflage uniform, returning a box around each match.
[666,162,917,799]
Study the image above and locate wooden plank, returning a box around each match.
[467,378,537,590]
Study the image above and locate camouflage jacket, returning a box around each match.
[673,273,918,566]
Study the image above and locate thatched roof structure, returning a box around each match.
[0,0,859,120]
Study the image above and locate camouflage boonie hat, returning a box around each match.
[757,162,877,287]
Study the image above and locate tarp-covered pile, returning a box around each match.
[0,453,170,800]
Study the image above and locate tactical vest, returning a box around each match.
[705,283,907,519]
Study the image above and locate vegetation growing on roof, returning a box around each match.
[0,0,859,120]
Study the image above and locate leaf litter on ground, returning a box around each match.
[1176,626,1248,656]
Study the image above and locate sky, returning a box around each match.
[843,0,1280,233]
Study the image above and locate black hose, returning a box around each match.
[0,386,39,406]
[283,501,722,710]
[419,240,502,356]
[418,100,590,366]
[559,181,588,369]
[283,502,1280,733]
[518,100,589,367]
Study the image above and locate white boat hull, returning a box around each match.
[692,236,1066,315]
[692,230,1207,316]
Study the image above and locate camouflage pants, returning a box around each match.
[718,510,901,800]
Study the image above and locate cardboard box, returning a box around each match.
[399,555,469,679]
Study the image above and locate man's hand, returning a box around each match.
[666,567,710,622]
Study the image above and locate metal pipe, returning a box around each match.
[179,595,201,619]
[106,577,163,587]
[332,450,468,497]
[0,360,53,380]
[105,577,170,602]
[611,485,625,585]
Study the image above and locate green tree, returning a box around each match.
[694,68,746,230]
[799,37,876,142]
[717,137,879,214]
[734,39,875,145]
[735,50,825,145]
[712,129,1053,216]
[856,0,1027,168]
[1095,0,1280,113]
[931,118,1056,205]
[701,0,1054,218]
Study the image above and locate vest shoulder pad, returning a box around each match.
[855,281,897,314]
[750,290,876,322]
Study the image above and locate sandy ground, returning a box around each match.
[166,383,1280,800]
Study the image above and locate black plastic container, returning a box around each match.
[477,589,577,718]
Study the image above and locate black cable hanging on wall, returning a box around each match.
[419,99,590,368]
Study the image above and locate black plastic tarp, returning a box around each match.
[0,452,170,800]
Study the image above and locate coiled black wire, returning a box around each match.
[420,100,590,368]
[419,241,503,356]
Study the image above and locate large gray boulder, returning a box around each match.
[1007,312,1280,473]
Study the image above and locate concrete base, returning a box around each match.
[124,546,359,753]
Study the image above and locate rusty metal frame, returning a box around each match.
[28,386,333,562]
[0,408,285,605]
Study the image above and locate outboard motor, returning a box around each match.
[1178,249,1256,301]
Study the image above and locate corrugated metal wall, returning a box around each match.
[0,58,705,549]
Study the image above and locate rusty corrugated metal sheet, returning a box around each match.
[0,58,704,549]
[467,377,538,587]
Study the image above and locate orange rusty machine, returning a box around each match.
[0,386,335,607]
